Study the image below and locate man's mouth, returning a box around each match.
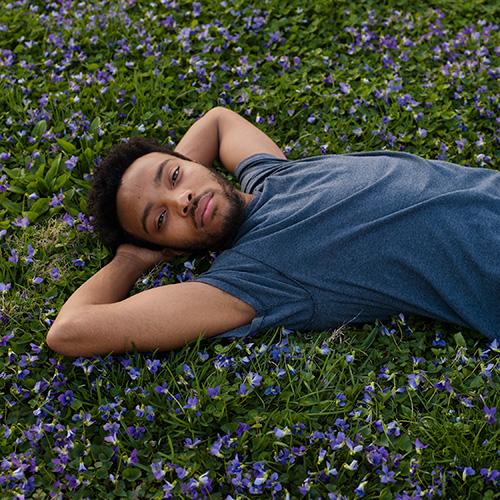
[194,192,214,228]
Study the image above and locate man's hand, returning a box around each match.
[115,244,184,273]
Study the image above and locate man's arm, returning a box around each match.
[175,107,286,174]
[46,245,255,357]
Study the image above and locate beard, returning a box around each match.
[208,171,247,250]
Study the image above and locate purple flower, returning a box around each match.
[32,276,44,285]
[481,363,494,380]
[50,267,60,280]
[151,461,165,481]
[354,478,368,496]
[174,464,187,479]
[264,384,281,395]
[128,367,140,380]
[49,190,64,207]
[273,427,290,439]
[373,419,384,433]
[103,422,120,444]
[214,354,235,370]
[65,473,79,490]
[65,156,78,171]
[414,438,429,452]
[197,350,209,361]
[24,244,35,264]
[380,465,396,483]
[63,212,74,226]
[146,359,161,374]
[459,395,474,408]
[432,332,446,347]
[336,393,346,407]
[184,437,201,449]
[480,468,500,483]
[387,421,400,437]
[127,426,145,439]
[207,385,220,398]
[192,1,201,17]
[455,138,467,152]
[8,248,18,264]
[210,434,233,457]
[344,459,359,471]
[483,405,496,425]
[366,444,388,465]
[334,418,349,432]
[0,174,10,192]
[247,371,262,387]
[128,449,138,466]
[299,479,311,495]
[462,466,475,479]
[235,422,250,437]
[135,405,155,421]
[72,258,85,267]
[183,396,198,410]
[13,216,29,228]
[339,82,351,94]
[76,212,94,232]
[155,382,168,395]
[183,363,194,379]
[434,375,453,393]
[268,30,282,45]
[58,390,74,407]
[407,373,422,390]
[0,331,14,346]
[0,282,11,293]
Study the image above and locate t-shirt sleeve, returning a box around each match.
[194,250,314,338]
[235,153,288,194]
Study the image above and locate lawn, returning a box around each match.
[0,0,498,497]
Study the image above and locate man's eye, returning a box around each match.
[172,166,180,185]
[157,211,166,230]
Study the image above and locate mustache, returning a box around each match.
[188,190,211,224]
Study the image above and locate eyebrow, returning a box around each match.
[153,160,167,186]
[141,159,171,234]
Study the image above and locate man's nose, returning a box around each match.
[174,190,193,216]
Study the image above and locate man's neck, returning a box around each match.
[239,191,254,208]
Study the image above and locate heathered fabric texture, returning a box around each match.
[195,152,500,339]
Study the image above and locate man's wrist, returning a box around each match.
[111,254,150,279]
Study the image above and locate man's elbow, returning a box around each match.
[46,316,89,357]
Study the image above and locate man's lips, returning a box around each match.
[195,192,214,228]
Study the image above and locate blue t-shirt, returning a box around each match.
[196,152,500,340]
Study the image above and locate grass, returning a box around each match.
[0,0,498,497]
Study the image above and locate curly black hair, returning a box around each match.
[87,137,191,251]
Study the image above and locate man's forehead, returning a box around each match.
[129,151,172,172]
[121,152,172,184]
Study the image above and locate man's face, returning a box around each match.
[116,152,249,252]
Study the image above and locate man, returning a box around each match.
[47,107,500,356]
